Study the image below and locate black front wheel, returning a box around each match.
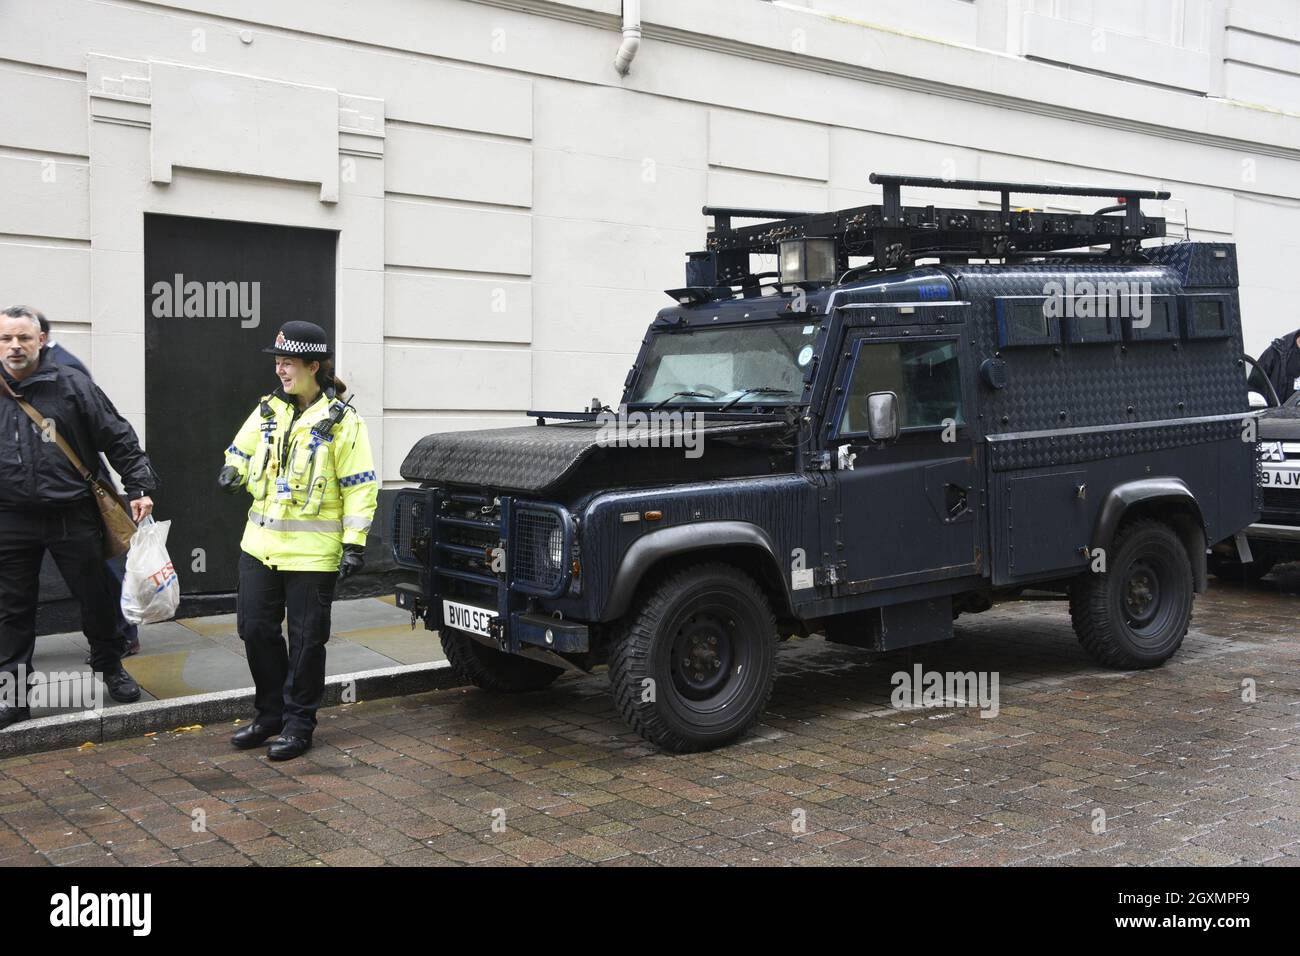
[1070,519,1194,669]
[608,563,778,753]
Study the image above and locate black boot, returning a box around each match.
[0,704,31,731]
[231,721,283,750]
[103,667,141,703]
[267,735,311,761]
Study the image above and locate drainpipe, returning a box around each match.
[614,0,641,76]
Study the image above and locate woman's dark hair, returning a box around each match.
[315,358,347,397]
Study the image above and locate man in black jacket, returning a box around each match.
[1249,328,1300,405]
[0,306,157,729]
[31,308,141,659]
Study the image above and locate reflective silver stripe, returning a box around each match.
[247,509,341,533]
[342,516,372,531]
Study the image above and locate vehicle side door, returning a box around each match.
[823,321,981,595]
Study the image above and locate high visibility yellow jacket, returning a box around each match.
[223,389,378,572]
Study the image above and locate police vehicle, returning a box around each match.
[392,174,1259,752]
[1213,387,1300,580]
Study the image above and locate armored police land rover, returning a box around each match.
[392,174,1258,752]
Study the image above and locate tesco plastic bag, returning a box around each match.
[121,517,180,625]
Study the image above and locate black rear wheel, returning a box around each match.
[609,563,777,753]
[1070,519,1194,669]
[440,628,563,693]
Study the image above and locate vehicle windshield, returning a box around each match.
[627,320,819,406]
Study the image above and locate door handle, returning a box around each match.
[945,483,969,520]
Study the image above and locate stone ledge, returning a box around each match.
[0,660,460,759]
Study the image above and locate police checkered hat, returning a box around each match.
[263,321,332,359]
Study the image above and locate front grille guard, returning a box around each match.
[390,489,574,649]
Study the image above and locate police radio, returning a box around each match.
[311,395,355,443]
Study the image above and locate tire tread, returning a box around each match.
[1070,518,1192,669]
[608,562,777,753]
[441,629,563,693]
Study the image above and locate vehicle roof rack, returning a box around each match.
[700,206,817,232]
[690,173,1171,286]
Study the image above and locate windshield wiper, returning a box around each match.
[652,390,716,410]
[719,386,796,411]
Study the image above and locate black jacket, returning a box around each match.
[0,349,158,507]
[46,341,91,379]
[1249,329,1300,405]
[43,341,117,484]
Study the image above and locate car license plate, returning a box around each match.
[1263,464,1300,489]
[442,599,498,638]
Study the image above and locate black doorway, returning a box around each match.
[144,215,337,594]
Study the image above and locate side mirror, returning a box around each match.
[866,391,899,442]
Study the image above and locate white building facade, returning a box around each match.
[2,0,1298,499]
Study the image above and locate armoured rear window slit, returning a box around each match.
[1192,300,1226,334]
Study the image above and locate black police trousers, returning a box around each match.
[236,551,336,740]
[0,499,124,682]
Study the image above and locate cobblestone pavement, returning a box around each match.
[1,577,1297,867]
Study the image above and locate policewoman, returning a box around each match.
[216,321,378,760]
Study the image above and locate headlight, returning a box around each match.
[391,489,434,570]
[514,507,568,593]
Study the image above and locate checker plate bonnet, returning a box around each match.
[399,419,785,494]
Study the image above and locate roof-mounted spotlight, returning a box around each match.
[780,238,836,287]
